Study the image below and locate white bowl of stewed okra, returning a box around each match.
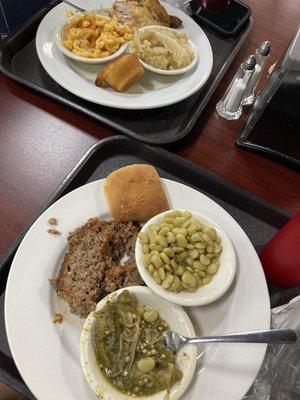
[135,209,236,306]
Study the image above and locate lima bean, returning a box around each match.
[191,233,201,243]
[182,211,192,219]
[175,251,188,263]
[166,232,176,244]
[149,224,159,232]
[137,357,155,373]
[149,243,162,252]
[169,276,181,292]
[166,210,182,218]
[172,227,187,236]
[214,243,222,254]
[148,230,157,244]
[173,247,184,253]
[138,232,148,243]
[207,263,218,275]
[151,255,162,268]
[202,275,212,285]
[187,224,197,236]
[200,255,211,266]
[176,234,188,248]
[182,272,197,289]
[143,254,151,266]
[161,223,174,230]
[182,220,191,229]
[174,217,185,227]
[174,265,184,276]
[160,252,171,265]
[188,249,199,259]
[156,235,168,248]
[158,227,170,237]
[142,244,150,254]
[162,274,175,289]
[186,244,195,249]
[149,250,159,258]
[148,264,155,274]
[193,260,207,271]
[143,309,158,322]
[163,247,174,258]
[153,271,161,284]
[163,217,175,224]
[158,267,166,281]
[203,233,213,246]
[194,241,206,249]
[203,226,217,240]
[206,245,214,254]
[185,256,193,266]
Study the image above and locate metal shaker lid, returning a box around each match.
[243,55,257,70]
[257,41,271,56]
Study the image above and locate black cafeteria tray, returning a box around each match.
[0,135,299,398]
[0,0,252,145]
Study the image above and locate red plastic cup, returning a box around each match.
[260,211,300,287]
[200,0,231,12]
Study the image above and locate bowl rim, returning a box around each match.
[55,14,128,64]
[129,25,198,75]
[80,286,197,400]
[135,209,236,306]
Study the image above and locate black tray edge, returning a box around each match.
[0,1,253,145]
[235,137,300,170]
[0,135,290,287]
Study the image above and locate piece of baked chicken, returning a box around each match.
[109,0,182,29]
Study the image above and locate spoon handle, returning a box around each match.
[186,329,297,345]
[63,0,86,12]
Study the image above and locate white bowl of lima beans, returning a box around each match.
[135,209,236,306]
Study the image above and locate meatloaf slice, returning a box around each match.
[51,218,142,318]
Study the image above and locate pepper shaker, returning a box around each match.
[216,55,257,120]
[243,41,271,105]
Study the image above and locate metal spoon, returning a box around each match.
[63,0,108,15]
[163,329,298,352]
[63,0,86,12]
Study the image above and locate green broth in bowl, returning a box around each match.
[80,286,196,400]
[93,290,182,396]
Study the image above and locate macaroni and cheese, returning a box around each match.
[62,13,133,58]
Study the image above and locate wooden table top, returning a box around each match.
[0,0,299,261]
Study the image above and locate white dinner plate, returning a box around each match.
[35,1,213,109]
[5,178,270,400]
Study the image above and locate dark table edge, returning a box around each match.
[0,1,253,144]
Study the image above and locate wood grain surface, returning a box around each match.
[0,0,299,261]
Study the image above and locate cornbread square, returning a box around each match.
[104,164,169,221]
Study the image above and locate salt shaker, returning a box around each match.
[243,41,271,105]
[216,55,256,120]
